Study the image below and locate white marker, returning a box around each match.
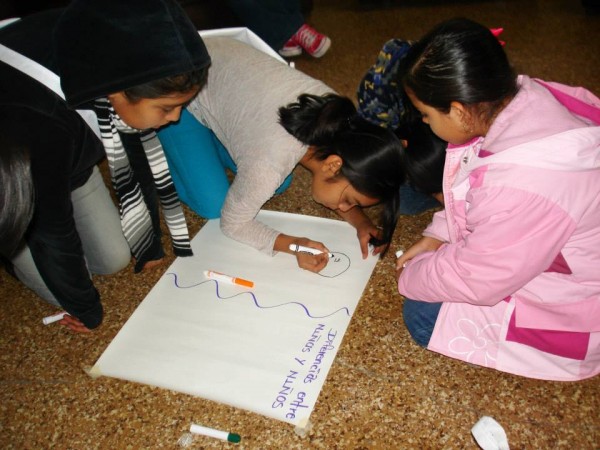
[190,423,241,444]
[395,250,404,258]
[42,312,67,325]
[288,244,333,258]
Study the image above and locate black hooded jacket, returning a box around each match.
[0,1,210,329]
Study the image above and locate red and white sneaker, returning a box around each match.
[290,24,331,58]
[278,39,303,57]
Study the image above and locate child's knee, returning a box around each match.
[112,246,132,273]
[94,244,131,274]
[402,298,440,347]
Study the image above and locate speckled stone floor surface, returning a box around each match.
[1,1,599,448]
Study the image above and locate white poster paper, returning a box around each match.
[93,211,378,426]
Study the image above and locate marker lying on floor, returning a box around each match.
[42,312,67,325]
[204,270,254,288]
[189,423,241,444]
[288,243,334,258]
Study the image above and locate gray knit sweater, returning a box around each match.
[187,37,333,255]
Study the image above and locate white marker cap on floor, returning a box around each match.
[471,416,509,450]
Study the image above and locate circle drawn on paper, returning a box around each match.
[318,252,351,278]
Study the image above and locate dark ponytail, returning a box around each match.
[395,104,446,195]
[278,93,356,146]
[279,93,406,252]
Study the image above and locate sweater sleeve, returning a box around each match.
[398,185,577,305]
[25,111,104,329]
[219,159,293,255]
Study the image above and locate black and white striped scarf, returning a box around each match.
[94,98,192,271]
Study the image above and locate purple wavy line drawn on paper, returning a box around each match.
[166,273,351,318]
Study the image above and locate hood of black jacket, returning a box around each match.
[54,0,211,108]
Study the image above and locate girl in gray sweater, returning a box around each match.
[158,37,405,273]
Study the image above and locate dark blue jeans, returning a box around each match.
[403,298,442,347]
[226,0,304,50]
[399,183,441,215]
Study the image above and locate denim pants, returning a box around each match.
[402,298,443,347]
[226,0,304,50]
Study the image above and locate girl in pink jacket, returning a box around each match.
[396,18,600,381]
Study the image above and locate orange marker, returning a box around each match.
[203,270,254,288]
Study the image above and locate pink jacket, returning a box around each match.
[398,76,600,381]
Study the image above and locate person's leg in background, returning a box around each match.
[399,184,441,215]
[157,109,231,219]
[402,298,442,347]
[226,0,303,51]
[225,0,331,58]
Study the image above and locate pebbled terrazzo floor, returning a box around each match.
[1,1,599,448]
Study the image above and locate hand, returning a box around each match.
[335,207,380,259]
[59,314,92,333]
[395,236,444,279]
[142,257,165,271]
[289,237,331,273]
[356,221,382,259]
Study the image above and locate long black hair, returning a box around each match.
[279,93,405,251]
[395,100,446,194]
[0,131,34,257]
[401,18,518,123]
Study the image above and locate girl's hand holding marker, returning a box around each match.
[289,243,334,258]
[395,249,409,279]
[288,242,332,273]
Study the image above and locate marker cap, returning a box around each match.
[235,278,254,288]
[227,433,242,443]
